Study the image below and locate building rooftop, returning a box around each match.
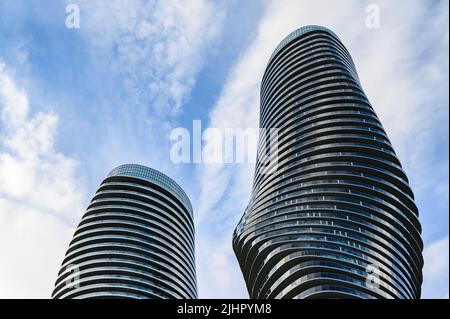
[268,25,338,66]
[108,164,193,216]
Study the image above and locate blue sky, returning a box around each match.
[0,0,448,299]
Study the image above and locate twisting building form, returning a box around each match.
[52,164,197,299]
[233,26,423,299]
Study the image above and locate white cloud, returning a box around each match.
[196,0,449,298]
[196,231,248,299]
[422,236,449,299]
[0,62,85,298]
[78,0,227,117]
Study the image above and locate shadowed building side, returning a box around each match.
[52,164,197,299]
[233,25,423,299]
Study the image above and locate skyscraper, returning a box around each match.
[233,26,423,299]
[52,164,197,299]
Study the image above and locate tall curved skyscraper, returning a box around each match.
[52,164,197,299]
[233,26,423,299]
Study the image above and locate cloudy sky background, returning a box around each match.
[0,0,448,298]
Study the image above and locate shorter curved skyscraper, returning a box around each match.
[52,164,197,299]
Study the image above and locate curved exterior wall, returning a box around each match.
[233,26,423,299]
[52,164,197,299]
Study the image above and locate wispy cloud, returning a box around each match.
[422,236,449,298]
[67,0,230,185]
[0,61,85,298]
[79,0,227,118]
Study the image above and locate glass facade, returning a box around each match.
[233,26,423,299]
[52,164,197,299]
